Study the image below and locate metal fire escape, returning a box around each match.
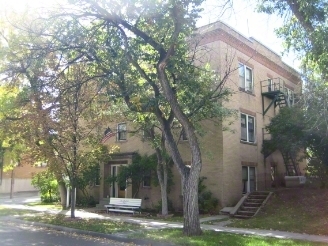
[261,78,294,116]
[261,78,300,176]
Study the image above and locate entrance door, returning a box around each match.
[242,166,256,193]
[110,165,126,198]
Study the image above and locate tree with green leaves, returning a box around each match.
[262,107,307,175]
[0,1,234,234]
[257,0,328,180]
[55,0,234,235]
[0,15,114,217]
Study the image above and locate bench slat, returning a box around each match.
[105,205,139,209]
[107,209,135,213]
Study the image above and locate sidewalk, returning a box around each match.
[2,204,328,244]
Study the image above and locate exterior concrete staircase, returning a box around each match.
[233,191,272,219]
[94,197,110,212]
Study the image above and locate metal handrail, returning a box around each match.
[260,78,285,94]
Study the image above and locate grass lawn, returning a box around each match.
[131,229,326,246]
[228,188,328,235]
[23,213,142,234]
[26,202,62,209]
[1,204,326,245]
[137,212,216,223]
[0,206,41,217]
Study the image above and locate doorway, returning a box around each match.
[242,166,256,193]
[110,165,126,198]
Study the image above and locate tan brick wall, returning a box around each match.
[197,25,302,206]
[1,152,46,193]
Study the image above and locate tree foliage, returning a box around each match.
[31,170,59,203]
[257,0,328,182]
[0,0,235,235]
[0,14,115,217]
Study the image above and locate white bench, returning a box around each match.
[104,198,142,214]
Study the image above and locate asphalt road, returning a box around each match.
[0,192,146,246]
[0,220,135,246]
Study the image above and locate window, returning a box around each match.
[239,63,253,92]
[241,113,255,143]
[117,123,127,141]
[143,170,151,187]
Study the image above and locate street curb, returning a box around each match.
[8,218,174,246]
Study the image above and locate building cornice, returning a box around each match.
[196,23,301,85]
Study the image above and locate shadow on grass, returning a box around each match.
[0,206,43,217]
[130,229,325,246]
[23,213,142,234]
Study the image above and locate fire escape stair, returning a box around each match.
[276,93,287,108]
[233,191,272,219]
[281,152,301,176]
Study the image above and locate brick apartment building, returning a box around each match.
[0,21,305,208]
[92,21,306,210]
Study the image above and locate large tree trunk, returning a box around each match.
[157,160,168,216]
[182,169,201,236]
[157,54,203,235]
[156,117,202,235]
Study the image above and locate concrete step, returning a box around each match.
[251,191,270,196]
[244,202,262,207]
[237,210,256,216]
[246,199,263,203]
[241,206,258,212]
[248,194,267,199]
[234,214,252,219]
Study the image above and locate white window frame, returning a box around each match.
[241,113,256,143]
[117,123,127,141]
[239,63,253,92]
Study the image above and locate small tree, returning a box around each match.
[32,170,59,203]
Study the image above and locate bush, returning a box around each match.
[31,170,59,203]
[76,195,97,207]
[198,177,219,214]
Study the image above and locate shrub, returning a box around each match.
[76,195,97,207]
[31,170,59,203]
[198,177,219,214]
